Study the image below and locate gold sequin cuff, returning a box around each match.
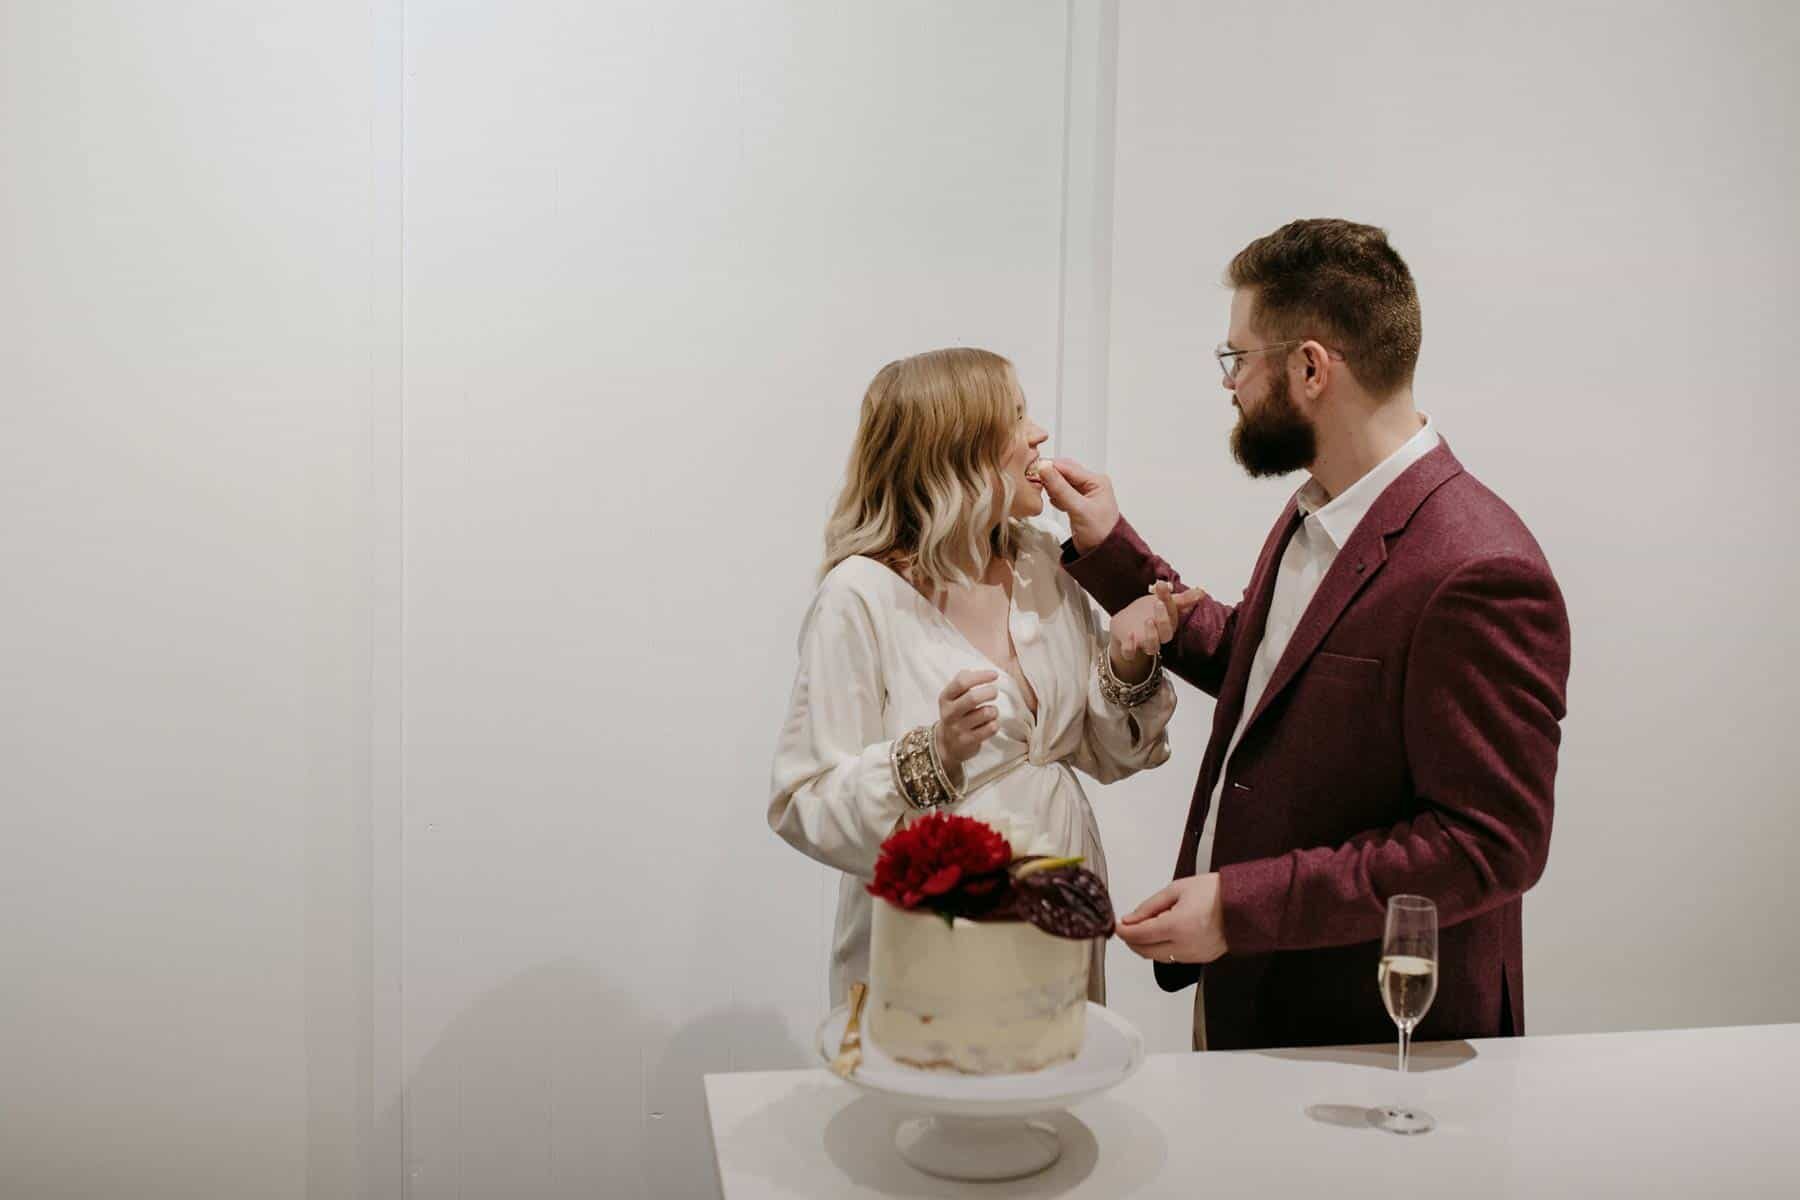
[890,723,962,811]
[1099,643,1164,708]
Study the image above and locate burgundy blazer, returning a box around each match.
[1064,443,1570,1050]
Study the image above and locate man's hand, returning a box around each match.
[1115,873,1229,964]
[1109,579,1208,681]
[1036,458,1120,554]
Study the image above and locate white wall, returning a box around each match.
[8,3,1797,1197]
[399,4,1074,1197]
[1101,0,1800,1041]
[1,2,398,1198]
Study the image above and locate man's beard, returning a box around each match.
[1230,371,1316,478]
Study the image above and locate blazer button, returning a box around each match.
[1354,561,1366,574]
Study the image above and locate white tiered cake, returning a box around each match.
[868,899,1089,1073]
[859,812,1113,1076]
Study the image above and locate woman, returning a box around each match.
[769,347,1201,1007]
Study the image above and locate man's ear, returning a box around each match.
[1300,340,1332,398]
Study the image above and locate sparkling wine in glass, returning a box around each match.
[1374,894,1438,1135]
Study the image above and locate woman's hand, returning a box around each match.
[1109,580,1207,681]
[935,669,1001,767]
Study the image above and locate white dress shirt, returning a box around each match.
[1207,416,1441,816]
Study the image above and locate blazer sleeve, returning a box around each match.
[1060,515,1242,697]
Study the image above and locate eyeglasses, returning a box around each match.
[1214,340,1344,383]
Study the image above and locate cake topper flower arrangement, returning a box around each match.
[866,812,1114,939]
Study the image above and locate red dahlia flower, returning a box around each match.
[867,812,1012,910]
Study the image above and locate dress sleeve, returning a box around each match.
[767,576,912,877]
[1068,584,1176,785]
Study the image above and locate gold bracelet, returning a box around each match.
[891,723,962,810]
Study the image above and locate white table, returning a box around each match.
[704,1023,1798,1198]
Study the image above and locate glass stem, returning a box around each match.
[1398,1025,1411,1075]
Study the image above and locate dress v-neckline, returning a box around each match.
[876,559,1043,725]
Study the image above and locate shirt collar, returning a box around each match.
[1295,414,1441,550]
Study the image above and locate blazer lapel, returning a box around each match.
[1237,443,1466,740]
[1175,499,1303,878]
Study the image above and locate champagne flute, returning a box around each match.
[1373,894,1438,1135]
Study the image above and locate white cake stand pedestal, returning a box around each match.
[814,1001,1145,1182]
[891,1112,1063,1180]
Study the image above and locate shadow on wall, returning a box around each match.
[644,1002,811,1197]
[381,961,807,1199]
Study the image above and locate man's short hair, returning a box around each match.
[1227,218,1422,396]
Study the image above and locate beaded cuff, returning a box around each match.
[890,723,962,810]
[1099,644,1164,709]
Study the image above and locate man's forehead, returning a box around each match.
[1226,289,1251,339]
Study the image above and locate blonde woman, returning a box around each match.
[769,348,1202,1007]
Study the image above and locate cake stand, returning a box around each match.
[814,1001,1144,1181]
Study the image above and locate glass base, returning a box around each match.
[1372,1105,1435,1135]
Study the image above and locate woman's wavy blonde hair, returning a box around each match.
[822,347,1023,593]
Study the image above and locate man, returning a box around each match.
[1038,219,1570,1051]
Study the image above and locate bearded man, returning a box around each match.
[1039,218,1572,1051]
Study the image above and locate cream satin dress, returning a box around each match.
[769,523,1177,1009]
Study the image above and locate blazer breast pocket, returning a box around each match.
[1306,650,1383,685]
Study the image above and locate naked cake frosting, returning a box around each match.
[863,812,1114,1074]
